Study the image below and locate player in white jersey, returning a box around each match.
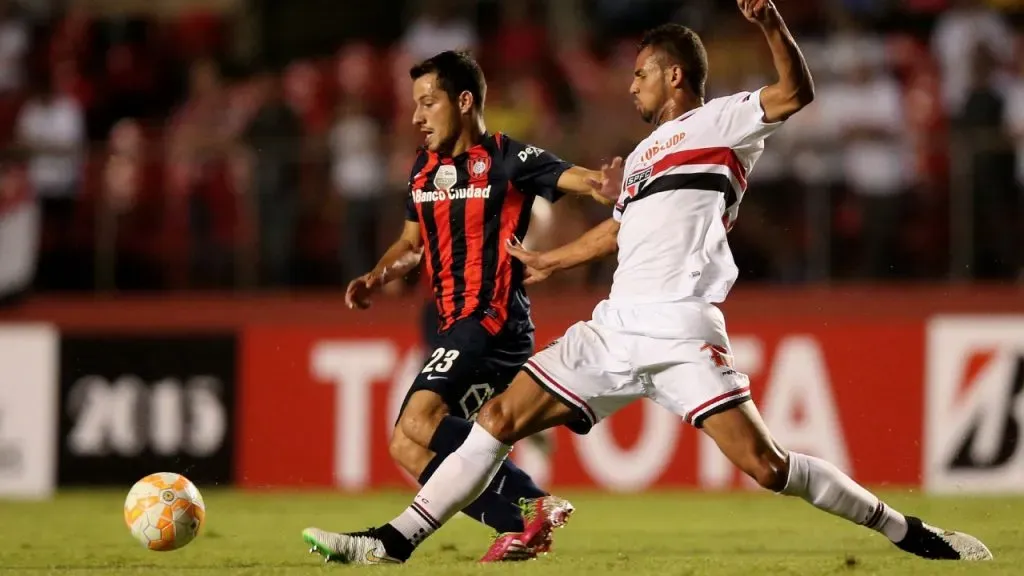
[301,0,992,564]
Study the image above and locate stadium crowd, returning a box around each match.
[0,0,1021,301]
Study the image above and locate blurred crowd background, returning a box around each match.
[0,0,1022,302]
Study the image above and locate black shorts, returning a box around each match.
[401,318,534,420]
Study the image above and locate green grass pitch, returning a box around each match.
[0,490,1021,575]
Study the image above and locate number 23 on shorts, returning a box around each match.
[422,347,461,375]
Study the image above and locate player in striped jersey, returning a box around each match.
[302,0,993,565]
[304,51,617,563]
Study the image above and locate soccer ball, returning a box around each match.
[123,472,206,551]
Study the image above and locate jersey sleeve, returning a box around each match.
[405,193,417,221]
[405,150,428,222]
[501,135,574,202]
[714,88,785,149]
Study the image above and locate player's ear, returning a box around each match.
[667,64,685,90]
[457,90,474,115]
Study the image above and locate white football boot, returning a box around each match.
[303,527,403,565]
[894,517,993,561]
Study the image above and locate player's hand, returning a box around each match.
[506,237,554,286]
[738,0,778,25]
[584,157,624,205]
[345,270,385,310]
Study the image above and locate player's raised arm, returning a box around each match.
[345,220,423,310]
[506,217,620,285]
[741,0,814,123]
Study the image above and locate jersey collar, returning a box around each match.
[674,106,701,122]
[433,131,492,160]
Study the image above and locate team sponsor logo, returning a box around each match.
[469,157,490,177]
[433,165,458,190]
[925,316,1024,493]
[411,185,492,204]
[640,131,686,162]
[517,145,545,162]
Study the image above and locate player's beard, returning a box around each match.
[434,133,456,154]
[433,118,462,154]
[635,99,654,124]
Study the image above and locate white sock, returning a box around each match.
[388,423,512,546]
[782,452,909,542]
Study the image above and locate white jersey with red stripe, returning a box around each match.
[519,89,783,432]
[610,88,782,306]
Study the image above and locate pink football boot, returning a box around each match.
[479,496,575,562]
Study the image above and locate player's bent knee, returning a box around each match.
[387,433,411,466]
[388,430,413,462]
[397,392,448,447]
[475,399,518,445]
[388,428,433,477]
[741,448,789,492]
[399,416,437,449]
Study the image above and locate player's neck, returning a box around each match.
[449,120,486,157]
[654,97,702,127]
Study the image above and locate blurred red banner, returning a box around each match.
[237,316,924,491]
[4,288,1020,491]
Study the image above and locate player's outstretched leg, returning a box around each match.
[417,415,549,529]
[303,372,579,565]
[404,415,567,560]
[701,400,993,561]
[389,393,548,537]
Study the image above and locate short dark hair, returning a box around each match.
[638,24,708,99]
[409,50,487,111]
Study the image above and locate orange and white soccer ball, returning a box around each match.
[123,472,206,551]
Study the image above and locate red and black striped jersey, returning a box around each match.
[406,132,572,336]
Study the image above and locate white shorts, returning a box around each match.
[523,299,751,433]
